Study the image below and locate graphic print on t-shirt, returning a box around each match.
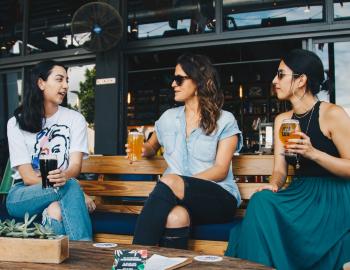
[32,124,71,170]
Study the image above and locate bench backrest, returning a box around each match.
[79,155,294,214]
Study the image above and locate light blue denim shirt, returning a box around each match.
[155,106,243,205]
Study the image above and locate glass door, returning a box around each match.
[314,38,350,113]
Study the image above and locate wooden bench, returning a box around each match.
[80,155,294,255]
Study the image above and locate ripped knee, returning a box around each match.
[166,206,190,228]
[46,201,62,221]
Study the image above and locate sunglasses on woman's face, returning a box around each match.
[276,69,300,80]
[172,75,190,86]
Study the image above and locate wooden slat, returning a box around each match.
[81,156,167,174]
[188,240,227,256]
[233,155,274,175]
[93,233,227,256]
[237,183,265,200]
[233,155,294,176]
[94,234,133,245]
[82,155,293,176]
[235,209,245,218]
[80,180,156,197]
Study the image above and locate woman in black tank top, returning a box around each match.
[226,49,350,270]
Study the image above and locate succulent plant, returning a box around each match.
[0,212,58,239]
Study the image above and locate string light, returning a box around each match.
[131,19,138,33]
[127,92,131,104]
[239,85,243,99]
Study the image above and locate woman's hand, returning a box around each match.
[125,143,130,159]
[47,169,68,187]
[84,193,96,213]
[256,183,279,192]
[286,132,318,160]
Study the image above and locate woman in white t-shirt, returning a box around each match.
[6,60,94,240]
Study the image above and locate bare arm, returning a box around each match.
[48,152,83,185]
[142,132,161,158]
[270,113,290,187]
[258,112,290,192]
[288,104,350,178]
[193,135,238,182]
[17,164,41,185]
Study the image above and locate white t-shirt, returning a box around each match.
[7,106,89,180]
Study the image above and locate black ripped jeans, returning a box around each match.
[132,175,238,248]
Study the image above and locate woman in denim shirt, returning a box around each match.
[131,53,242,249]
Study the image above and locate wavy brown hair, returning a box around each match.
[177,53,224,135]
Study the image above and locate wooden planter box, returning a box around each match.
[0,236,69,263]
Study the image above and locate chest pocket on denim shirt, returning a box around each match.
[193,135,217,161]
[162,133,177,155]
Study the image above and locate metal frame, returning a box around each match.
[0,0,348,67]
[1,1,349,63]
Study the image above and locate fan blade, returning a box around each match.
[100,16,122,30]
[72,20,93,34]
[71,2,124,52]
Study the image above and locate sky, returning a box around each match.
[67,64,95,108]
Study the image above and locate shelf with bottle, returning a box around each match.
[224,82,275,154]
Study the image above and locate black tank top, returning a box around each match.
[286,101,340,176]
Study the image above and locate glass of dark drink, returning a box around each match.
[39,154,58,188]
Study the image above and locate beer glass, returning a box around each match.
[279,119,301,157]
[127,132,144,161]
[39,154,58,188]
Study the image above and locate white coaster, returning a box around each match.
[193,255,223,262]
[93,242,118,248]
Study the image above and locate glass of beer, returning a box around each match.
[279,119,301,157]
[127,132,144,161]
[39,154,58,188]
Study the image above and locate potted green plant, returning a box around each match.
[0,213,69,263]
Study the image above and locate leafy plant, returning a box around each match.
[0,212,58,239]
[78,67,96,127]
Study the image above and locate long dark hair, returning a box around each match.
[176,53,224,135]
[14,60,67,133]
[282,49,326,95]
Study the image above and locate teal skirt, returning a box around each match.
[225,177,350,270]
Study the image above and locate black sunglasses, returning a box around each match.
[276,69,301,80]
[172,75,190,86]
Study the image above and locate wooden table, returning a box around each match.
[0,241,273,269]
